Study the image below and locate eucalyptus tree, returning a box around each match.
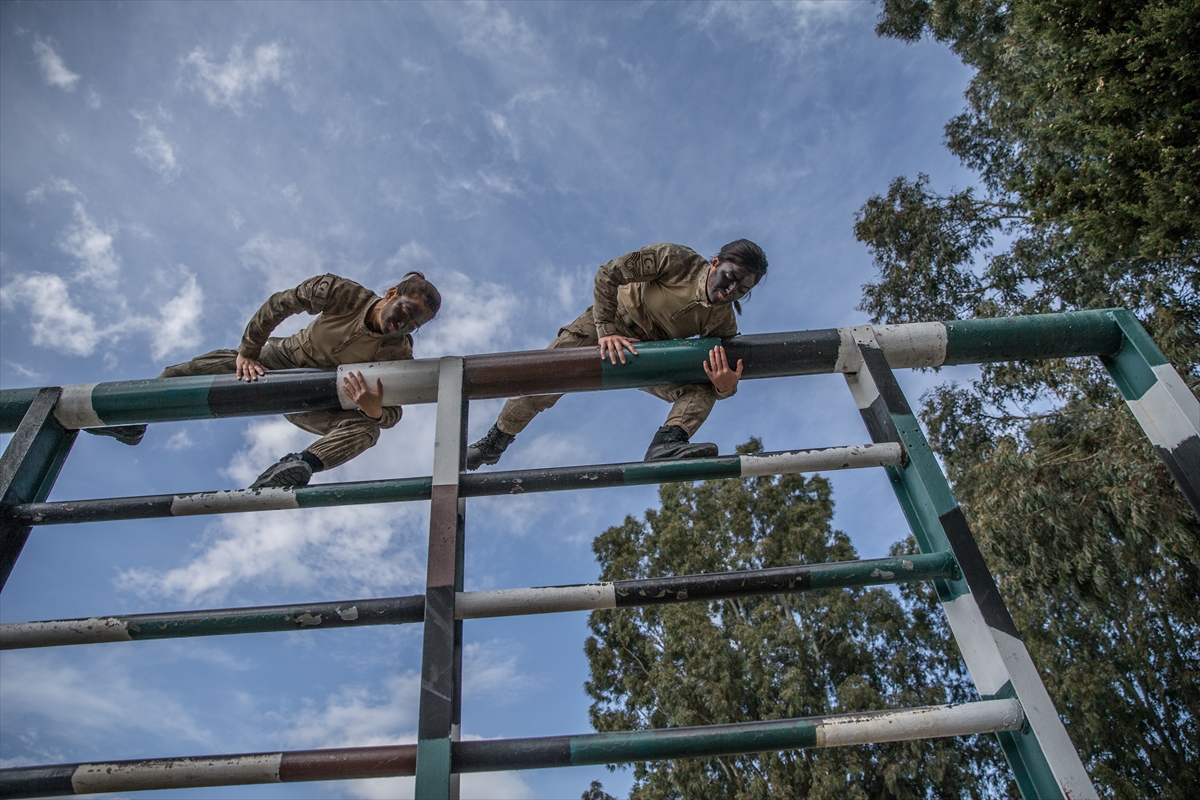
[584,440,1008,800]
[854,1,1200,795]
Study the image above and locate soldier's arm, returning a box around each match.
[592,246,668,338]
[238,274,363,359]
[707,317,741,399]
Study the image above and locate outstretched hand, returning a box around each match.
[236,354,266,382]
[343,370,385,420]
[599,334,640,365]
[703,345,743,393]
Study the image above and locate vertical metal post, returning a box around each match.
[415,357,467,800]
[842,327,1096,800]
[1,387,76,592]
[1100,309,1200,516]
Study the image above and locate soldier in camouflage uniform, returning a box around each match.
[466,239,767,469]
[91,272,440,488]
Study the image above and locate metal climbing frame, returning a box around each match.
[0,309,1196,799]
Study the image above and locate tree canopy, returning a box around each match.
[855,0,1200,795]
[584,440,1009,800]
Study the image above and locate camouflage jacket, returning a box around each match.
[238,274,413,428]
[593,243,739,342]
[593,243,740,399]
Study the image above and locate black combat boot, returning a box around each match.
[84,424,148,446]
[643,425,718,461]
[250,452,314,489]
[466,425,515,471]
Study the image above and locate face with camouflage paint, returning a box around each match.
[705,258,759,305]
[372,289,435,337]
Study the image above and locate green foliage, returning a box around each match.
[584,439,1010,800]
[857,0,1200,795]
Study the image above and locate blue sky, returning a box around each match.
[0,2,979,798]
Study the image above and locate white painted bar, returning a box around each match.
[816,699,1023,747]
[432,357,465,487]
[0,618,132,649]
[739,443,903,478]
[456,584,615,619]
[1125,365,1200,449]
[72,753,282,793]
[872,322,948,369]
[170,488,301,516]
[336,358,441,410]
[53,383,102,429]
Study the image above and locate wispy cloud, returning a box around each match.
[117,416,429,603]
[239,232,324,290]
[679,0,858,61]
[3,182,203,361]
[132,108,181,182]
[410,269,519,357]
[183,42,289,112]
[0,273,102,357]
[32,36,79,91]
[0,651,214,763]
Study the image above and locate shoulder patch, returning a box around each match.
[313,275,335,301]
[625,251,657,278]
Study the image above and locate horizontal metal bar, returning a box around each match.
[459,699,1025,771]
[2,552,955,649]
[0,700,1022,797]
[0,595,425,650]
[457,551,959,619]
[11,444,901,526]
[0,311,1126,432]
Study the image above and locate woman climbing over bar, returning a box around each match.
[466,239,768,470]
[87,272,441,489]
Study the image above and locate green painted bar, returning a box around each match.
[805,551,959,590]
[1102,309,1167,401]
[295,477,433,509]
[569,719,819,765]
[89,377,214,425]
[599,339,716,389]
[623,456,742,485]
[943,309,1123,366]
[0,387,41,432]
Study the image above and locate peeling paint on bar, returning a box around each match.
[0,595,426,650]
[72,754,282,794]
[12,445,899,526]
[2,554,955,649]
[0,311,1134,433]
[457,700,1025,772]
[0,702,1021,797]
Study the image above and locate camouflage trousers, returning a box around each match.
[158,340,383,470]
[495,308,718,438]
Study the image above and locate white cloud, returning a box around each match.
[415,269,519,357]
[0,272,102,356]
[282,672,420,749]
[239,232,324,290]
[116,502,428,604]
[164,430,196,451]
[149,272,204,359]
[281,183,303,205]
[32,37,79,91]
[117,417,429,603]
[680,1,857,60]
[385,240,434,272]
[0,651,213,757]
[183,42,289,112]
[85,85,102,109]
[132,109,181,182]
[272,669,533,800]
[462,640,536,703]
[452,2,539,61]
[59,200,122,287]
